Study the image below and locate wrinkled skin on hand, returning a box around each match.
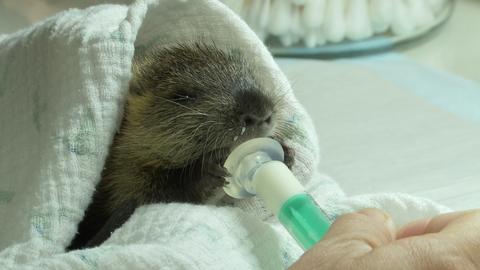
[289,209,480,270]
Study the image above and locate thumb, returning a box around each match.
[323,208,397,256]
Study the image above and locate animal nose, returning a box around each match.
[236,90,274,131]
[241,113,272,127]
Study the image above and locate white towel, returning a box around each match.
[0,0,448,269]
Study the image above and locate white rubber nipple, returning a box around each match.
[223,138,284,199]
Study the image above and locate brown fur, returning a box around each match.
[68,43,294,249]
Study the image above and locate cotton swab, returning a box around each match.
[302,0,326,29]
[323,0,347,43]
[346,0,373,41]
[267,0,291,36]
[407,0,435,29]
[390,0,416,36]
[369,0,393,34]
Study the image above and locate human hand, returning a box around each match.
[289,208,480,270]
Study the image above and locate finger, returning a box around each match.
[397,210,478,239]
[357,237,455,270]
[323,208,396,254]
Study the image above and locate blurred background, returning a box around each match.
[1,0,479,81]
[1,0,479,210]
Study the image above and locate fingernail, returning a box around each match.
[396,218,431,239]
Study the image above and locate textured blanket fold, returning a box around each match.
[0,0,448,269]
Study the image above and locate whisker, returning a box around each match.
[166,112,209,122]
[155,96,206,114]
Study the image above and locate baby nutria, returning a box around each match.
[68,43,295,250]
